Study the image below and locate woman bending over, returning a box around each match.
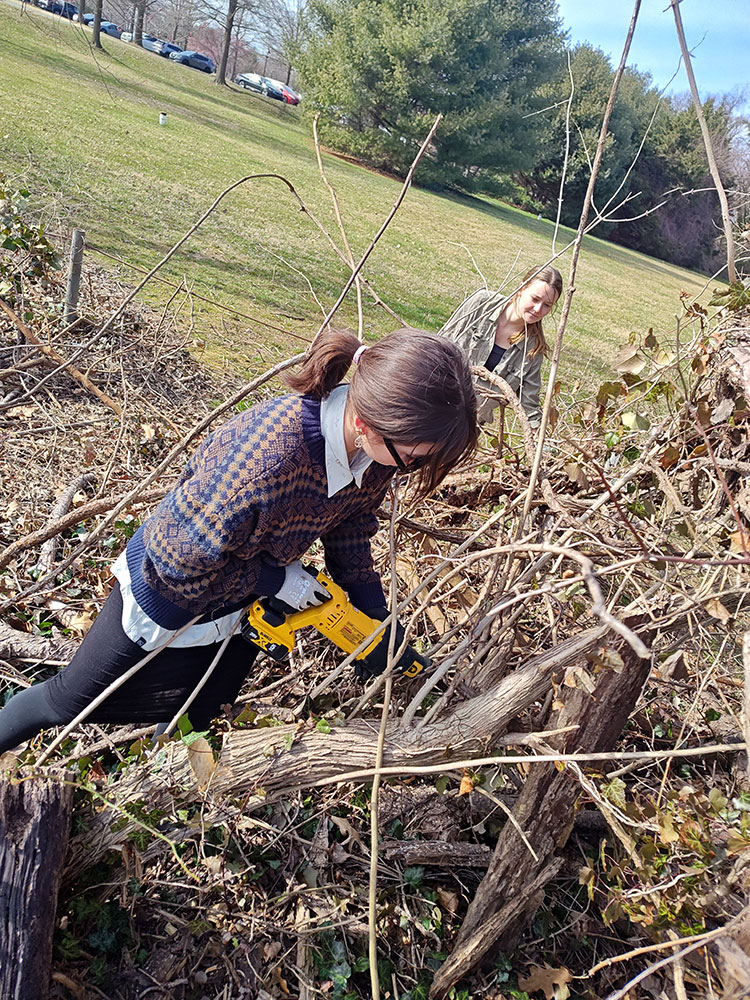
[0,329,477,754]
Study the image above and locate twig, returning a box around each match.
[313,113,364,338]
[36,474,97,576]
[519,0,643,535]
[35,615,202,765]
[367,482,402,1000]
[0,297,123,418]
[312,741,748,790]
[161,617,243,737]
[602,910,745,1000]
[309,114,443,345]
[743,632,750,778]
[586,917,739,976]
[552,51,574,254]
[84,241,312,342]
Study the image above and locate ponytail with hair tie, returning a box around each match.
[284,328,363,399]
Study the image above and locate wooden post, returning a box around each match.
[0,772,74,1000]
[63,227,85,326]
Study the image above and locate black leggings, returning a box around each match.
[0,583,258,753]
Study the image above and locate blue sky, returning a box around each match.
[556,0,750,108]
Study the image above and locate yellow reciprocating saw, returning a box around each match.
[240,568,428,679]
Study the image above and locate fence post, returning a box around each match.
[63,227,85,325]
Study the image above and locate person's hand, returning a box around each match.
[353,607,430,681]
[274,562,331,612]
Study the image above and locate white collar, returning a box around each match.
[320,384,373,497]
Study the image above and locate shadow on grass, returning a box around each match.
[105,228,335,317]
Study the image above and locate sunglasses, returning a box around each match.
[383,437,430,473]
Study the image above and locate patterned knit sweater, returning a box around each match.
[125,394,394,629]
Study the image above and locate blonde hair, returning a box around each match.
[508,266,562,358]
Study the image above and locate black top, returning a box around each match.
[484,343,507,372]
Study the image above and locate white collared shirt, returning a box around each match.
[320,384,373,497]
[112,549,244,650]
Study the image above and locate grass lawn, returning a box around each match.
[1,1,719,385]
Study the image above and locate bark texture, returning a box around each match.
[0,773,73,1000]
[430,625,654,998]
[63,627,607,880]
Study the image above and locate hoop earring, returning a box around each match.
[354,434,364,449]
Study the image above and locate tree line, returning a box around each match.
[293,0,748,275]
[84,0,746,274]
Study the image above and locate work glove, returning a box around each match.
[353,607,430,681]
[274,561,331,612]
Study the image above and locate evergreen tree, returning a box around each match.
[516,44,656,230]
[296,0,565,187]
[516,43,742,273]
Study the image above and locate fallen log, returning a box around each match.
[429,624,654,999]
[0,771,73,1000]
[63,627,607,880]
[0,487,168,573]
[0,622,79,664]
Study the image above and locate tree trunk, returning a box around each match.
[216,0,238,86]
[429,623,654,999]
[92,0,102,48]
[0,773,73,1000]
[0,622,78,664]
[63,626,607,881]
[230,7,243,79]
[133,0,145,46]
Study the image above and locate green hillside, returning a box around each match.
[1,2,717,382]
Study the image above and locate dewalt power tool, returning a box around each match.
[241,567,429,679]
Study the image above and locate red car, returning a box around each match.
[270,80,300,105]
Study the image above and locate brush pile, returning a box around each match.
[2,237,750,1000]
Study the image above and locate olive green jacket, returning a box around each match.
[439,288,543,428]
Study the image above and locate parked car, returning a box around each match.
[169,50,215,73]
[140,33,161,53]
[278,83,301,106]
[77,11,95,23]
[120,30,133,41]
[260,77,285,101]
[36,0,64,13]
[234,73,267,94]
[156,40,182,58]
[59,2,78,18]
[100,21,122,37]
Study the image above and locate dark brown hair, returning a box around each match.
[286,327,478,495]
[509,265,563,358]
